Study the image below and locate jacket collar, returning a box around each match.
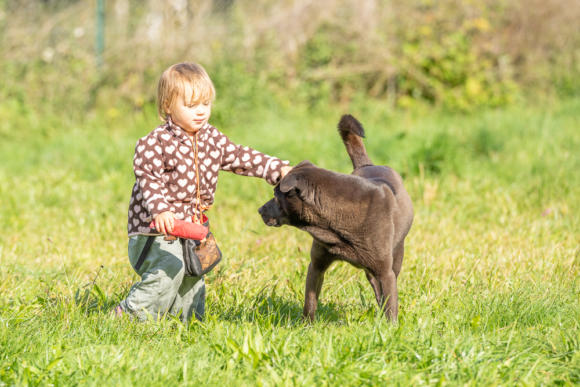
[166,117,211,145]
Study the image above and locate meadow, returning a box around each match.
[1,0,580,384]
[0,93,578,385]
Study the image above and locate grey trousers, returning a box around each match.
[119,235,205,322]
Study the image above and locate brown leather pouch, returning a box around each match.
[181,226,222,277]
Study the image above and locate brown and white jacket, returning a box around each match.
[127,120,288,236]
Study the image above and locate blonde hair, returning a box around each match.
[157,62,216,121]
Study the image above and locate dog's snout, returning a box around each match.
[258,197,286,227]
[258,201,273,216]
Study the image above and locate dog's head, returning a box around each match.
[258,160,319,228]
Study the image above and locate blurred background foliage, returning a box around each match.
[1,0,579,120]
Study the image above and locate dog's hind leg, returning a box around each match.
[303,242,333,322]
[365,271,382,305]
[366,269,398,321]
[392,240,405,278]
[376,269,398,322]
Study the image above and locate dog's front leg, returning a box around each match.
[303,262,325,321]
[303,243,333,322]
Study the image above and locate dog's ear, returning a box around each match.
[280,173,315,205]
[294,160,314,169]
[279,174,298,193]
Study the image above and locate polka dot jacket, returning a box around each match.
[127,119,289,236]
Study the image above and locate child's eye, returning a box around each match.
[186,102,209,108]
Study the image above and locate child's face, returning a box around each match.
[168,84,212,134]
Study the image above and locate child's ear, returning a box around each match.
[164,102,172,115]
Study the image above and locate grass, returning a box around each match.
[0,96,579,385]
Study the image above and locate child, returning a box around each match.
[115,62,291,322]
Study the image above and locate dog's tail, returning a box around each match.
[338,114,373,169]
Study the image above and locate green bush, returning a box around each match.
[1,0,578,114]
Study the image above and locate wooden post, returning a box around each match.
[96,0,105,69]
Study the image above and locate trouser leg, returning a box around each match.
[170,275,206,322]
[120,235,207,322]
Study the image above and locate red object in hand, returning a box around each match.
[150,218,208,240]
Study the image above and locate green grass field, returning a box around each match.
[0,97,578,385]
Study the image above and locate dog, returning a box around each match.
[258,115,413,322]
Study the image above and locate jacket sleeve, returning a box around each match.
[217,131,289,185]
[133,135,171,218]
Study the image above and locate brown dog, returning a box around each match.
[258,115,413,321]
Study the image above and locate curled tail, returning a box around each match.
[338,114,373,169]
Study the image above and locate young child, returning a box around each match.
[115,62,291,322]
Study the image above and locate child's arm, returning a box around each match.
[133,135,173,228]
[216,131,290,185]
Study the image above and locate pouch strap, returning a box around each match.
[134,236,155,271]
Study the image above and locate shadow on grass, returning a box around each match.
[211,293,353,327]
[74,284,125,315]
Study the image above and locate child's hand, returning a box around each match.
[281,166,293,179]
[154,211,175,235]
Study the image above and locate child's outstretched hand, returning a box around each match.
[154,211,175,235]
[281,166,293,179]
